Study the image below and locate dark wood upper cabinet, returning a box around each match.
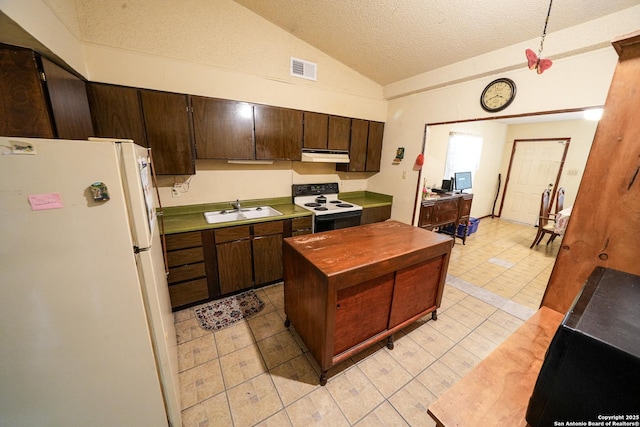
[366,121,384,172]
[303,113,351,152]
[192,96,254,159]
[338,118,368,172]
[303,112,329,150]
[337,119,384,172]
[40,57,93,140]
[328,116,351,151]
[254,105,303,160]
[86,83,147,146]
[0,44,54,138]
[140,90,195,175]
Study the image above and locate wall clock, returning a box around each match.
[480,78,517,112]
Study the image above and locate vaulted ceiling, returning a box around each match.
[232,0,639,85]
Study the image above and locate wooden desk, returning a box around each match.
[427,307,563,426]
[418,193,473,244]
[283,221,453,385]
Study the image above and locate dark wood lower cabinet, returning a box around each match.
[166,216,312,310]
[216,239,253,295]
[253,222,284,285]
[165,231,210,310]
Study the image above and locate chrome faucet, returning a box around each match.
[231,199,242,211]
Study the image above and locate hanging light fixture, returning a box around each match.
[526,0,554,74]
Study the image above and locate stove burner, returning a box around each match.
[329,200,342,204]
[314,207,328,211]
[304,202,321,207]
[336,203,353,208]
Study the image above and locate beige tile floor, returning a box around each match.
[174,218,560,426]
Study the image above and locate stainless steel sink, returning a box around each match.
[203,206,283,224]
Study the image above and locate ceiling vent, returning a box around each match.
[290,57,317,81]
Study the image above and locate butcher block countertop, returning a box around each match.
[285,220,452,289]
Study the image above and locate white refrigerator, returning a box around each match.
[0,137,181,426]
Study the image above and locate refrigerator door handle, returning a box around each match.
[134,246,150,254]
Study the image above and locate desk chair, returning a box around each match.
[530,188,561,248]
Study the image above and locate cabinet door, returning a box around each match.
[192,96,254,159]
[366,121,384,172]
[388,257,444,328]
[215,226,252,295]
[0,45,53,137]
[334,274,394,356]
[254,105,303,160]
[361,205,391,225]
[328,116,351,151]
[253,234,283,285]
[216,239,253,295]
[140,90,195,175]
[339,118,368,172]
[40,57,93,140]
[87,83,147,146]
[303,112,329,150]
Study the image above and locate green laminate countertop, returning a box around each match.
[160,191,392,235]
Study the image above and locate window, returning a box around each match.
[444,132,483,179]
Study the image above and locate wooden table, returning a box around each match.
[283,221,453,385]
[427,307,564,426]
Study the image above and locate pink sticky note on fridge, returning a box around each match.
[28,193,64,210]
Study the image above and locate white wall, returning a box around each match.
[373,47,620,224]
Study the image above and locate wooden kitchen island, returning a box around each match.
[283,220,453,385]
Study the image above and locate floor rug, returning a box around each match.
[194,290,264,331]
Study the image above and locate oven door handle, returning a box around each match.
[314,210,362,221]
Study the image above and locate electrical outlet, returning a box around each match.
[172,187,180,197]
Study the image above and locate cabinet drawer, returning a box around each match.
[168,262,206,284]
[215,225,250,243]
[167,247,204,268]
[165,231,202,250]
[434,210,458,224]
[292,229,312,236]
[254,221,283,237]
[334,273,394,356]
[291,216,313,231]
[435,200,458,213]
[169,278,209,308]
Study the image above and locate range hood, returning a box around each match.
[301,149,350,163]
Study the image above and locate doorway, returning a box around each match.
[499,138,569,225]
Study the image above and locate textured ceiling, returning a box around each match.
[232,0,639,85]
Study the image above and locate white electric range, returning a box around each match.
[292,183,363,233]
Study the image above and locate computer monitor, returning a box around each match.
[454,171,472,193]
[441,179,454,192]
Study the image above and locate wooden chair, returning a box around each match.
[530,188,561,248]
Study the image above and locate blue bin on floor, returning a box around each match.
[443,217,479,237]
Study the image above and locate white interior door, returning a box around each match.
[502,140,566,225]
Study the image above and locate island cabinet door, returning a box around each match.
[333,274,394,356]
[388,256,444,329]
